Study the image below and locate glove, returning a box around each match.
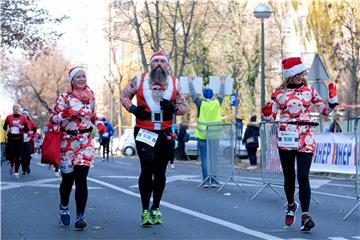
[160,99,177,113]
[328,83,338,108]
[262,102,272,117]
[61,108,78,119]
[129,105,148,120]
[97,123,106,134]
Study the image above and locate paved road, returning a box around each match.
[1,155,359,239]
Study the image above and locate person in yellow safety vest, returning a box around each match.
[0,117,7,163]
[188,76,225,188]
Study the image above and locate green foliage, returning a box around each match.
[187,34,213,85]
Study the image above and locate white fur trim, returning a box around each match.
[283,63,306,78]
[136,74,142,90]
[329,96,338,104]
[67,67,85,81]
[150,56,168,63]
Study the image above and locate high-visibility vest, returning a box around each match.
[0,119,7,143]
[135,72,177,130]
[194,99,222,140]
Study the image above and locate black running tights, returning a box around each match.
[60,165,89,215]
[278,149,313,212]
[134,127,173,211]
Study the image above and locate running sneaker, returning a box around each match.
[285,201,298,226]
[74,213,87,230]
[300,214,315,231]
[59,204,70,226]
[141,209,152,225]
[14,172,20,179]
[151,208,162,224]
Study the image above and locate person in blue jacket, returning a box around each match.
[100,117,114,161]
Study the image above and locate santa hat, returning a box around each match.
[67,66,85,81]
[150,50,169,64]
[282,57,306,78]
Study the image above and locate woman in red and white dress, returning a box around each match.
[262,57,338,231]
[50,66,106,229]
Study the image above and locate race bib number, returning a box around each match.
[102,132,109,138]
[10,127,20,134]
[135,129,158,147]
[278,131,299,149]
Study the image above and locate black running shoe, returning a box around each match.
[74,214,87,229]
[300,214,315,231]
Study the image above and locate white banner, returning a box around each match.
[179,76,203,94]
[311,133,356,174]
[209,76,233,95]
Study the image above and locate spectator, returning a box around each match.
[0,116,7,163]
[177,123,189,160]
[99,117,114,161]
[189,76,225,188]
[242,115,260,170]
[329,113,342,132]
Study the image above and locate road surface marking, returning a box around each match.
[88,177,284,240]
[1,178,102,190]
[328,237,350,240]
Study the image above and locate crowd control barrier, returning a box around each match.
[197,123,244,192]
[251,122,285,201]
[251,122,320,205]
[343,118,360,220]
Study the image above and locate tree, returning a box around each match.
[110,0,210,76]
[2,49,70,116]
[306,0,360,107]
[1,0,67,58]
[207,0,260,120]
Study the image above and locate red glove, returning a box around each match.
[97,123,106,134]
[262,102,272,117]
[328,83,338,108]
[61,108,78,119]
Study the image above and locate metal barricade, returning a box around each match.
[251,122,285,200]
[343,118,360,220]
[251,122,319,204]
[198,123,244,192]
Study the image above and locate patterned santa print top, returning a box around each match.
[50,90,100,173]
[264,83,333,153]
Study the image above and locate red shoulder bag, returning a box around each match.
[41,121,62,167]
